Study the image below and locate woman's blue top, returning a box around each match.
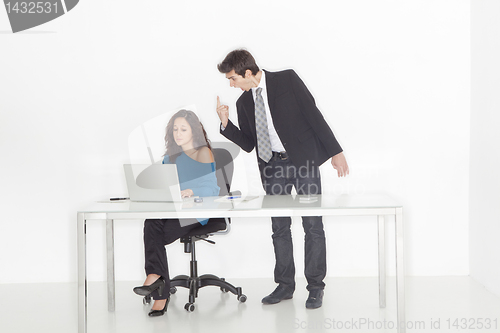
[162,151,220,225]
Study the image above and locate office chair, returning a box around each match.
[143,145,247,312]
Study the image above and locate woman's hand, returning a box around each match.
[181,189,194,198]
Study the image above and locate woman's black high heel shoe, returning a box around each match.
[148,297,170,317]
[133,276,165,297]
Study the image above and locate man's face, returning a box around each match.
[225,69,253,91]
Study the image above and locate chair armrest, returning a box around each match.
[213,217,231,235]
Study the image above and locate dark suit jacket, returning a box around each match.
[221,69,343,171]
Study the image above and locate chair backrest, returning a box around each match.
[212,148,234,196]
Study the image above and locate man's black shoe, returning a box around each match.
[305,289,324,309]
[261,285,294,304]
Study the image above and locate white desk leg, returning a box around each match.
[106,219,116,312]
[395,208,405,333]
[377,215,386,308]
[77,213,87,333]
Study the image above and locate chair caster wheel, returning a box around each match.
[184,303,195,312]
[170,286,177,294]
[238,294,247,303]
[143,295,151,305]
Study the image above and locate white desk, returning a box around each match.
[78,194,405,333]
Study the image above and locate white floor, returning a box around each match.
[1,277,499,333]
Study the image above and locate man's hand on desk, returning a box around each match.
[331,152,349,177]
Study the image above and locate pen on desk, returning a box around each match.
[226,195,241,200]
[110,197,129,201]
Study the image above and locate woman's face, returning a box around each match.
[173,117,194,148]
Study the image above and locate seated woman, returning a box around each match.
[133,109,220,316]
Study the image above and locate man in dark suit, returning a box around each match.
[216,49,348,309]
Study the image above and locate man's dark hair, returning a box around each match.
[217,49,260,77]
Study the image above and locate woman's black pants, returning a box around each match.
[143,218,199,300]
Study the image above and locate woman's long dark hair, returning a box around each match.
[164,109,211,162]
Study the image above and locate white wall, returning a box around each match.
[0,0,471,284]
[470,0,500,297]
